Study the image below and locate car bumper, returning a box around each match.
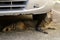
[0,7,50,16]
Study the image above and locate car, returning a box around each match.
[0,0,56,34]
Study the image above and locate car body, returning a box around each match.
[0,0,54,16]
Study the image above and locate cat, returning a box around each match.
[2,21,27,32]
[34,11,55,34]
[2,11,55,34]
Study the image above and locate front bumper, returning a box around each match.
[0,7,50,16]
